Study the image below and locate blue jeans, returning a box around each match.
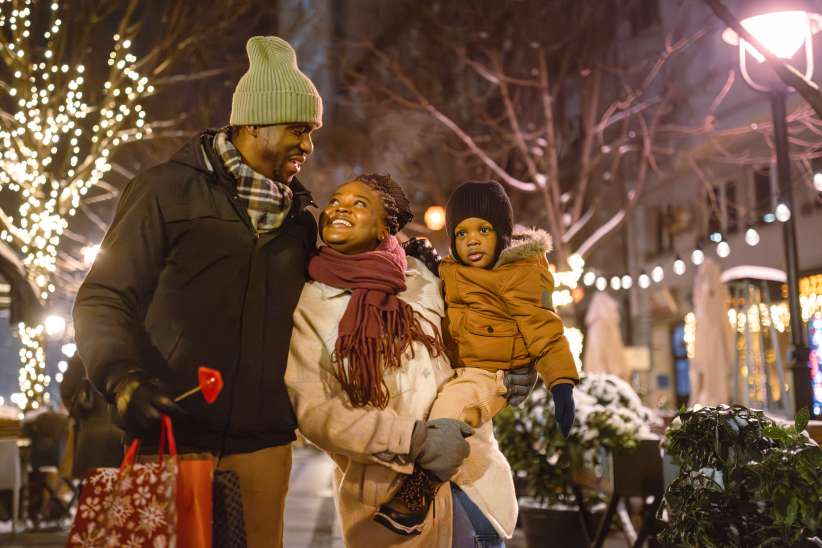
[451,483,505,548]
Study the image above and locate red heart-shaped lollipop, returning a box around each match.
[198,366,223,404]
[174,366,224,404]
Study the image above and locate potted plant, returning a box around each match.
[658,405,822,547]
[494,373,658,547]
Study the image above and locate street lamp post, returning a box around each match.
[721,1,822,417]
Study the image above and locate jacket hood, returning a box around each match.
[169,129,315,210]
[495,227,553,268]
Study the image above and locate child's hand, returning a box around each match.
[504,364,538,406]
[551,383,575,438]
[402,237,441,276]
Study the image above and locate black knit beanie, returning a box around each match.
[445,180,513,264]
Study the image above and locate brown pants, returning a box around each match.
[428,367,508,427]
[217,443,292,548]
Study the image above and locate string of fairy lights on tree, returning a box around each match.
[0,0,153,409]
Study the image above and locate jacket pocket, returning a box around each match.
[461,313,517,365]
[148,322,184,365]
[162,200,244,289]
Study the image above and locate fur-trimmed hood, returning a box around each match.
[495,228,553,268]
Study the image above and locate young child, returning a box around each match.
[375,180,579,536]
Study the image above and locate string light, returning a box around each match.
[595,276,607,291]
[651,265,665,283]
[692,245,705,266]
[717,240,731,258]
[610,276,622,291]
[673,256,687,276]
[583,271,597,287]
[1,2,153,409]
[639,271,651,289]
[568,254,585,272]
[775,202,791,222]
[814,172,822,192]
[745,226,761,246]
[621,274,633,289]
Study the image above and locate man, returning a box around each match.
[73,36,321,547]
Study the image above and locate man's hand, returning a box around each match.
[112,372,186,432]
[551,383,575,438]
[409,418,473,481]
[504,363,538,406]
[402,237,442,276]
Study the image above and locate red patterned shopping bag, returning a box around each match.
[68,416,178,548]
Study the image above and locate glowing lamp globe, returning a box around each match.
[44,314,66,337]
[423,206,446,231]
[721,1,822,92]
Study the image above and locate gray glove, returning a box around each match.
[504,363,538,406]
[409,418,473,481]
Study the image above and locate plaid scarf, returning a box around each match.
[214,129,293,232]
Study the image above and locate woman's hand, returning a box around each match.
[409,418,473,481]
[504,363,538,406]
[551,383,575,438]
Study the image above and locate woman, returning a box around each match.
[285,174,517,547]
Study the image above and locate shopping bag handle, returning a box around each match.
[120,415,178,471]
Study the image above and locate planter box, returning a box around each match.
[520,501,605,548]
[570,437,665,497]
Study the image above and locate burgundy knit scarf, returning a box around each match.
[307,236,445,409]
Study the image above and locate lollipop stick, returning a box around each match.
[174,386,201,402]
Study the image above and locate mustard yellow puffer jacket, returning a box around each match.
[439,228,579,389]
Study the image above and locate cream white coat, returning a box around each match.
[285,257,517,547]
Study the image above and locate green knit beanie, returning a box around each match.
[230,36,323,127]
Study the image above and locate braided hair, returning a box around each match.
[354,173,413,234]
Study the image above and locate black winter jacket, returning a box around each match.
[73,130,317,455]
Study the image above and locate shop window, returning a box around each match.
[671,323,690,409]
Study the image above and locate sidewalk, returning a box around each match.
[0,445,626,547]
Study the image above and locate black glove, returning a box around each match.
[111,372,185,433]
[551,383,575,438]
[402,237,442,276]
[504,363,538,406]
[409,418,473,481]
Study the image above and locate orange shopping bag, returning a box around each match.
[175,448,212,547]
